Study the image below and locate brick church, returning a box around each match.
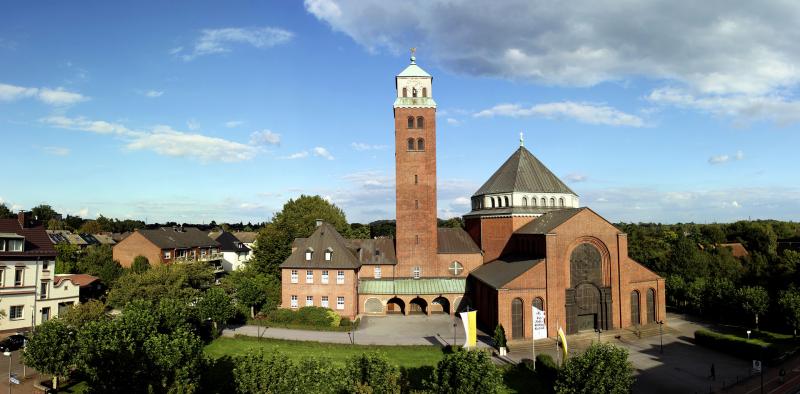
[280,55,665,339]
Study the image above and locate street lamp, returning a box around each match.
[657,320,664,354]
[595,328,602,344]
[747,330,752,340]
[3,350,10,394]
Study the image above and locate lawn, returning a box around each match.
[205,335,446,368]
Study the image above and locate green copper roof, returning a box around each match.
[393,97,437,108]
[359,278,466,295]
[397,57,431,77]
[473,146,577,196]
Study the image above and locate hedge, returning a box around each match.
[694,330,779,362]
[267,307,341,328]
[535,353,559,388]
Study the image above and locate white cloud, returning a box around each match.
[647,87,800,125]
[735,150,744,160]
[0,83,87,106]
[474,102,644,127]
[250,130,281,146]
[144,90,164,98]
[446,118,460,125]
[186,119,200,131]
[283,151,310,159]
[708,154,730,164]
[225,120,244,128]
[177,27,294,61]
[452,196,470,206]
[75,208,89,217]
[41,115,258,162]
[41,146,70,156]
[313,146,334,160]
[351,142,387,151]
[565,173,588,183]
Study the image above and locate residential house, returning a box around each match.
[233,232,257,260]
[112,226,224,272]
[0,212,83,332]
[208,231,250,272]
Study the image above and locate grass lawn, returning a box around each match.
[205,335,446,368]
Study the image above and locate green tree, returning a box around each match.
[778,288,800,336]
[47,218,66,230]
[737,286,769,329]
[197,286,236,335]
[31,204,58,223]
[428,349,503,394]
[77,244,124,286]
[61,299,108,329]
[78,220,103,234]
[342,353,400,394]
[249,195,350,278]
[223,270,281,318]
[54,243,80,274]
[22,320,77,390]
[233,351,299,393]
[555,342,634,394]
[131,255,151,274]
[493,324,507,349]
[0,203,14,219]
[143,328,205,392]
[107,263,209,308]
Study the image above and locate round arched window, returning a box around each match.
[448,261,464,276]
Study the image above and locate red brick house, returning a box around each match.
[112,226,222,269]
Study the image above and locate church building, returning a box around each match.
[280,54,665,340]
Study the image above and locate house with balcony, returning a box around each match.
[0,212,83,332]
[208,231,250,272]
[112,226,224,272]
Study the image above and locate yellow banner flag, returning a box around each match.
[459,311,477,348]
[557,326,568,362]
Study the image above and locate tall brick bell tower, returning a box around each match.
[394,50,437,278]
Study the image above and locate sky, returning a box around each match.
[1,0,798,225]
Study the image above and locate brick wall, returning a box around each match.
[280,267,358,319]
[112,231,162,268]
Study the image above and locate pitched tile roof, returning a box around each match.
[719,242,749,258]
[0,219,56,257]
[55,273,100,287]
[470,257,544,289]
[211,231,250,253]
[437,228,481,254]
[281,223,361,269]
[137,227,220,249]
[233,232,258,244]
[514,208,585,235]
[473,146,576,196]
[346,238,397,265]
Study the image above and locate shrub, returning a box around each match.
[493,324,507,348]
[555,342,634,394]
[694,330,778,361]
[534,353,559,388]
[340,317,352,327]
[428,348,503,394]
[343,353,401,394]
[266,307,342,328]
[233,351,346,393]
[326,309,342,327]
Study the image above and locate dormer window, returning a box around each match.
[0,237,24,252]
[324,248,333,261]
[305,248,314,261]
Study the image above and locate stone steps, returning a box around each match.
[505,324,677,354]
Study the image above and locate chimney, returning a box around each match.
[17,211,26,228]
[315,219,323,227]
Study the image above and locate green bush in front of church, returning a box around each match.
[493,324,507,349]
[554,342,634,394]
[427,348,503,394]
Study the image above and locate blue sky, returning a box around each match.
[1,1,798,224]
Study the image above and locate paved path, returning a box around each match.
[224,314,493,348]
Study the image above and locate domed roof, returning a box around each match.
[473,146,576,196]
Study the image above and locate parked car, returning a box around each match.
[0,334,27,353]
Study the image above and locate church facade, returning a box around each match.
[280,56,665,339]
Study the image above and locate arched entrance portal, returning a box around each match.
[386,297,405,315]
[431,297,450,314]
[365,298,384,315]
[409,297,428,315]
[566,242,612,334]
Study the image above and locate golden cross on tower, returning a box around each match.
[410,47,416,56]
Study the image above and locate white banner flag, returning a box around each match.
[532,306,547,339]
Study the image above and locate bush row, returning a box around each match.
[267,306,344,327]
[694,330,779,362]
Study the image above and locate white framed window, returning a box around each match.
[325,249,332,261]
[290,295,298,309]
[374,266,382,279]
[305,248,313,261]
[42,260,49,271]
[163,250,171,259]
[336,270,345,284]
[306,296,314,307]
[290,270,298,283]
[8,239,23,252]
[14,268,24,286]
[337,296,345,310]
[412,266,421,279]
[41,307,50,322]
[0,240,5,251]
[321,296,329,308]
[0,268,4,287]
[9,305,23,320]
[40,281,48,299]
[306,270,313,284]
[321,270,329,284]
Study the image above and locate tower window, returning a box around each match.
[422,87,427,97]
[417,116,424,128]
[491,197,496,208]
[415,235,419,244]
[415,200,419,209]
[407,138,415,151]
[559,197,565,207]
[402,87,407,97]
[532,197,537,207]
[407,116,414,128]
[414,174,418,184]
[505,196,510,207]
[412,87,418,97]
[417,138,425,151]
[541,198,546,207]
[522,197,528,207]
[550,197,555,206]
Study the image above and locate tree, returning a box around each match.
[249,195,350,278]
[131,255,151,274]
[343,353,401,394]
[233,351,301,393]
[737,286,769,329]
[428,349,503,394]
[223,270,281,318]
[77,244,123,286]
[107,263,209,308]
[0,203,14,219]
[493,324,507,349]
[23,320,77,390]
[779,288,800,336]
[439,217,464,229]
[197,286,236,335]
[47,218,66,230]
[61,299,108,329]
[555,342,634,394]
[78,220,103,234]
[54,243,80,274]
[31,204,58,223]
